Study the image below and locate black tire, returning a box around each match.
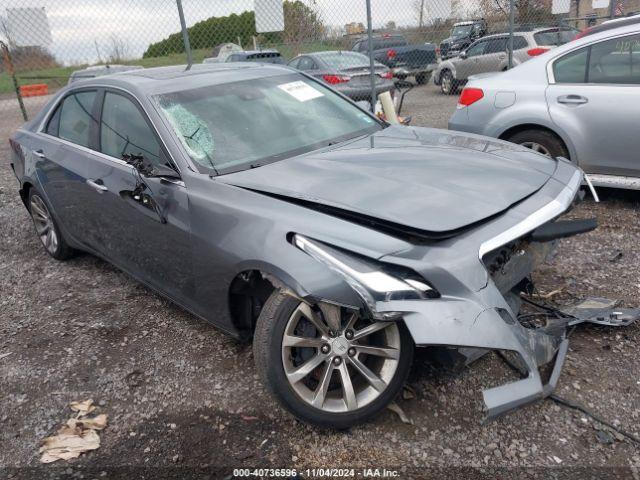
[440,70,457,95]
[415,72,430,85]
[253,291,414,429]
[506,129,569,159]
[27,188,75,261]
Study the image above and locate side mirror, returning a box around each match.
[123,153,181,180]
[459,51,468,59]
[146,164,181,180]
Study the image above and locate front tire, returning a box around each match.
[253,291,413,429]
[28,188,75,260]
[440,70,457,95]
[506,129,569,159]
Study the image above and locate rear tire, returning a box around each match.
[440,70,457,95]
[28,188,75,261]
[506,129,569,159]
[253,291,414,429]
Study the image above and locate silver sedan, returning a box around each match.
[448,20,640,189]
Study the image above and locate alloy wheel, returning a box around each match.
[281,302,400,413]
[520,141,551,157]
[29,195,59,255]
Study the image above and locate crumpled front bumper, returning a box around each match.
[374,167,584,418]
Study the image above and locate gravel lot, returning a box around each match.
[1,84,639,478]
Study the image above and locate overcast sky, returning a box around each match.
[1,0,455,65]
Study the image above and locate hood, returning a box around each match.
[221,126,556,238]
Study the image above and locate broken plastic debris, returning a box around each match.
[387,401,413,425]
[39,400,108,463]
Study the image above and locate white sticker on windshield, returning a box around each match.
[278,81,324,102]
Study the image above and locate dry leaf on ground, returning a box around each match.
[39,400,108,463]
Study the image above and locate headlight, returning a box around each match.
[292,234,438,320]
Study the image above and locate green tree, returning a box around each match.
[143,1,325,58]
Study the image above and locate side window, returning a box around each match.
[57,91,97,148]
[353,41,361,52]
[297,57,317,70]
[288,58,300,69]
[588,34,640,84]
[100,92,162,165]
[485,38,508,54]
[466,40,486,57]
[553,47,588,83]
[513,36,528,50]
[45,104,62,136]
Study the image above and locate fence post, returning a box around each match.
[176,0,193,69]
[609,0,617,19]
[1,41,28,122]
[507,0,515,70]
[365,0,376,113]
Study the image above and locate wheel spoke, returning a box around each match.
[282,334,323,349]
[286,353,325,384]
[349,357,387,392]
[50,230,58,251]
[312,362,334,408]
[45,229,53,249]
[355,345,399,360]
[35,222,49,236]
[31,201,48,220]
[319,303,342,333]
[352,321,392,341]
[345,311,358,330]
[295,303,329,336]
[338,362,357,410]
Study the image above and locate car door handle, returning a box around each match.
[86,179,108,193]
[32,149,46,158]
[557,95,588,105]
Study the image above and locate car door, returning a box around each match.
[83,88,194,304]
[546,33,640,175]
[35,89,103,245]
[455,39,488,79]
[480,36,508,73]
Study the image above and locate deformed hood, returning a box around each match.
[221,126,557,236]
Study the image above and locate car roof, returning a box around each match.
[580,13,640,37]
[68,63,295,95]
[234,50,281,55]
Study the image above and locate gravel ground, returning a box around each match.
[1,84,639,479]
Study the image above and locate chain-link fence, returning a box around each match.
[0,0,636,122]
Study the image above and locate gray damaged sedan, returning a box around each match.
[10,63,596,428]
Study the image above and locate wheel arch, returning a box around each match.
[226,259,363,342]
[498,123,575,162]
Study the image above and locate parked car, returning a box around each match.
[435,27,578,94]
[439,19,488,60]
[10,62,592,428]
[287,51,395,102]
[351,34,437,84]
[448,22,640,189]
[202,42,243,63]
[220,49,285,64]
[67,64,143,84]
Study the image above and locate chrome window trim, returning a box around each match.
[36,83,184,178]
[479,169,582,260]
[547,30,640,85]
[35,131,186,188]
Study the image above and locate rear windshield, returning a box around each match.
[318,51,382,69]
[534,29,577,46]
